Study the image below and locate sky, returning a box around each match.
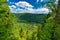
[8,0,58,14]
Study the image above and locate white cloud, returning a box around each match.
[36,0,44,2]
[27,8,49,14]
[37,0,39,2]
[34,8,49,13]
[40,0,44,2]
[15,1,34,8]
[55,0,58,4]
[9,5,16,8]
[9,1,49,14]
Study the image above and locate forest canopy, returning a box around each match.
[0,0,60,40]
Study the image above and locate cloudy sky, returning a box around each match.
[8,0,57,14]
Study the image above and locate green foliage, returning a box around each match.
[0,0,60,40]
[0,0,20,40]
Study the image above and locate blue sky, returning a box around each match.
[8,0,58,14]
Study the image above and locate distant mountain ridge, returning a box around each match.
[13,13,47,23]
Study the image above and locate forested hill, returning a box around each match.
[13,13,47,23]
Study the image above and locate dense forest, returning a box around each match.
[0,0,60,40]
